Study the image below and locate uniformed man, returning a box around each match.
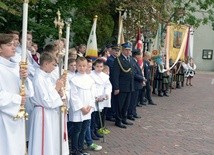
[112,42,135,128]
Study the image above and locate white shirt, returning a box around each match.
[0,56,33,155]
[69,73,96,122]
[90,71,112,111]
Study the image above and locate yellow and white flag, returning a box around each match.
[85,15,98,58]
[165,23,189,70]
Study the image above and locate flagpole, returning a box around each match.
[189,27,194,58]
[116,6,124,45]
[166,24,170,71]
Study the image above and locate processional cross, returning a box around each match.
[54,9,64,39]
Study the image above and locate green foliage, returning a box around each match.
[1,0,214,48]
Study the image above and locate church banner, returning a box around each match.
[167,24,189,62]
[165,23,189,70]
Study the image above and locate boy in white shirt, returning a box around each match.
[67,58,76,82]
[0,33,33,155]
[67,58,76,144]
[69,57,96,155]
[28,52,67,155]
[90,59,112,134]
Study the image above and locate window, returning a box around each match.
[202,49,213,60]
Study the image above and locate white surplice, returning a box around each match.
[0,56,33,155]
[90,71,112,111]
[13,46,40,141]
[28,68,69,155]
[50,65,70,155]
[67,71,76,112]
[69,73,96,122]
[13,46,39,80]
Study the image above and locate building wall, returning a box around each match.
[193,24,214,71]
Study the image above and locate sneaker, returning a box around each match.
[98,128,110,135]
[103,128,110,134]
[88,143,102,151]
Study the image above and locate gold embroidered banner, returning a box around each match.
[168,24,189,62]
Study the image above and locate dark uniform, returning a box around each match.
[128,50,144,120]
[105,45,120,121]
[112,42,134,128]
[143,60,156,105]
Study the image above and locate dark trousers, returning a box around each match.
[158,80,163,92]
[97,107,108,128]
[128,90,139,117]
[144,80,152,102]
[70,120,90,152]
[85,120,93,146]
[152,78,157,93]
[106,92,118,119]
[115,92,131,123]
[90,112,98,132]
[138,88,145,104]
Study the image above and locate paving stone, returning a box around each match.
[88,71,214,155]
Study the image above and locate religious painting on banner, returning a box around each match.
[168,24,189,62]
[173,31,182,49]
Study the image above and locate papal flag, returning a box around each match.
[85,15,98,58]
[165,23,189,69]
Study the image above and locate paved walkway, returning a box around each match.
[88,71,214,155]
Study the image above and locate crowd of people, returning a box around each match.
[0,31,196,155]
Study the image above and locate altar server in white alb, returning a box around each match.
[44,43,70,154]
[69,57,96,155]
[0,33,33,155]
[91,59,112,111]
[90,59,112,131]
[28,52,68,155]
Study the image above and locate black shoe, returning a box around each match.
[70,150,81,155]
[143,98,147,102]
[139,102,147,106]
[163,93,169,97]
[148,101,156,105]
[158,93,163,97]
[152,91,157,95]
[106,117,115,122]
[91,132,99,140]
[115,122,127,129]
[79,150,90,155]
[133,115,141,119]
[122,120,133,125]
[127,116,135,121]
[136,104,142,107]
[94,130,103,138]
[176,85,181,88]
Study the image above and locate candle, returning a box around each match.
[21,0,29,62]
[64,18,72,70]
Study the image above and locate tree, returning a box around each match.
[0,0,214,48]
